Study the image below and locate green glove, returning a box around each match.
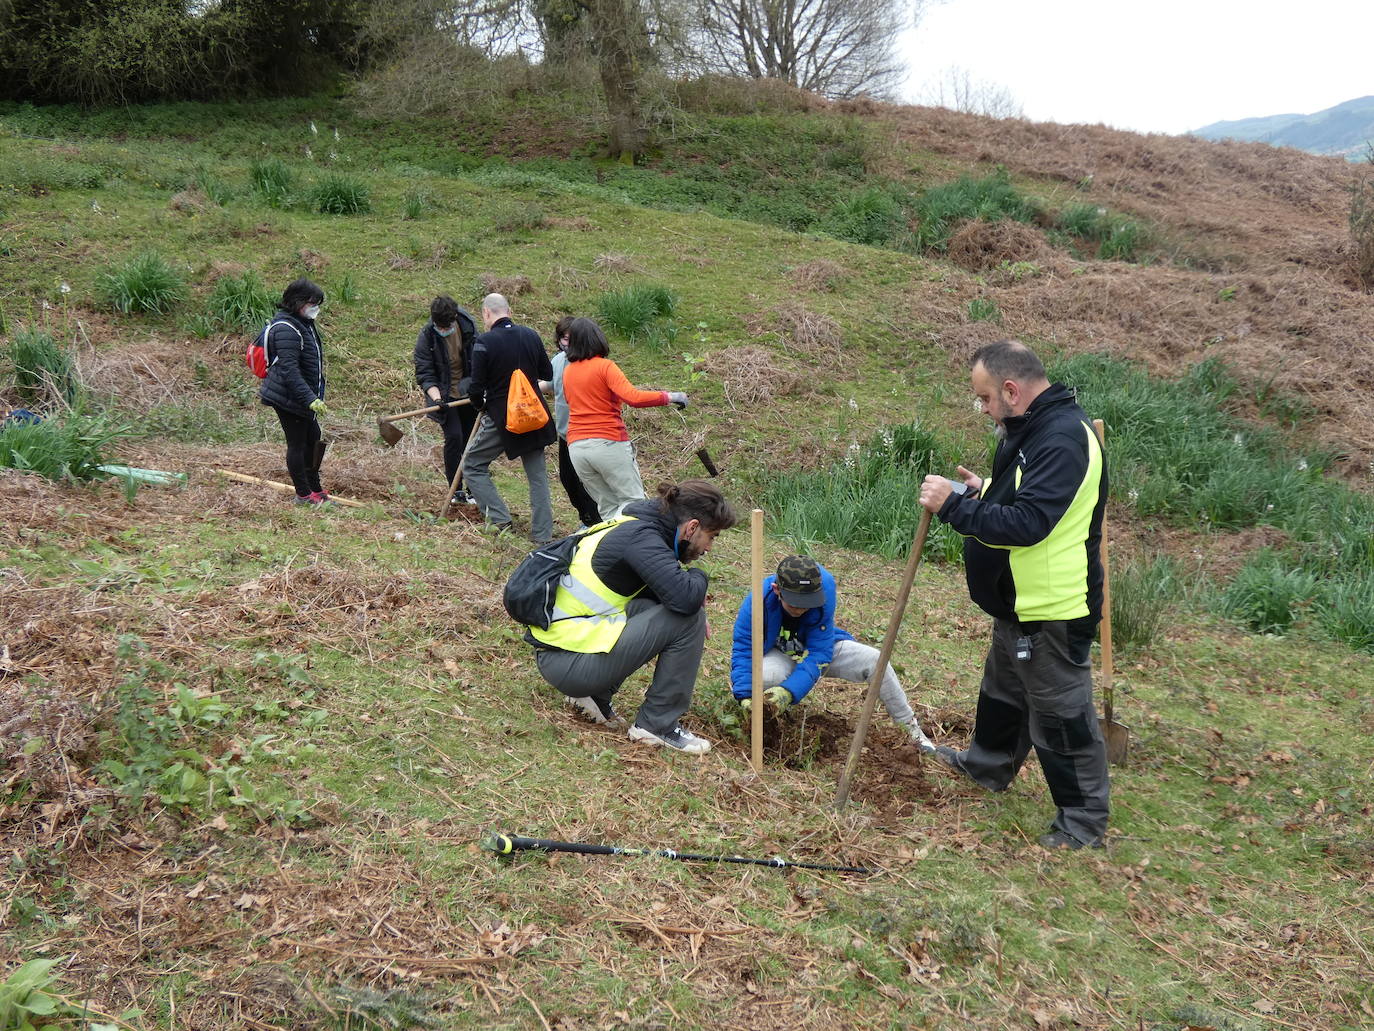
[739,695,752,715]
[309,398,328,416]
[765,685,792,710]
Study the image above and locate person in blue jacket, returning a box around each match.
[730,555,935,750]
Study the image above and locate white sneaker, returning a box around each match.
[565,695,620,725]
[627,723,712,755]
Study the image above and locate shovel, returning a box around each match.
[378,398,472,448]
[1093,419,1130,766]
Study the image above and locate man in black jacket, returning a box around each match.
[526,480,738,755]
[465,293,557,542]
[414,295,478,497]
[919,339,1110,850]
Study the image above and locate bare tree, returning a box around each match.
[920,66,1023,119]
[691,0,925,100]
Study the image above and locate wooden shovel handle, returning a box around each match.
[383,397,472,424]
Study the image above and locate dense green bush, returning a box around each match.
[249,157,295,208]
[97,251,186,314]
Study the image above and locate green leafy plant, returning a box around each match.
[97,251,186,314]
[1314,575,1374,653]
[206,270,274,331]
[966,297,1000,323]
[1055,203,1149,261]
[0,957,136,1031]
[7,327,78,403]
[402,187,433,220]
[311,173,371,215]
[336,270,363,305]
[816,186,911,248]
[194,165,232,206]
[1109,555,1182,650]
[249,157,295,207]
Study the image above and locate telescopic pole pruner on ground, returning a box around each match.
[833,508,932,810]
[481,832,875,874]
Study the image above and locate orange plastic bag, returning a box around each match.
[506,368,550,434]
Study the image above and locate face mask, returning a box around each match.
[302,304,321,320]
[436,324,456,337]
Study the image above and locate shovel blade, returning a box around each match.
[378,418,403,448]
[1100,717,1130,766]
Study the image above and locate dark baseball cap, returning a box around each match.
[775,555,825,609]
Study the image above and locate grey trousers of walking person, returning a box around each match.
[568,437,646,521]
[463,415,554,542]
[534,597,706,736]
[761,639,917,726]
[951,618,1109,844]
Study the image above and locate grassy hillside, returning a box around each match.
[2,91,1372,1031]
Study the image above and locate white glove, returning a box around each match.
[667,391,688,409]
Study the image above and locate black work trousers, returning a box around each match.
[274,406,323,496]
[957,618,1110,843]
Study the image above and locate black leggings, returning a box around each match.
[274,406,323,496]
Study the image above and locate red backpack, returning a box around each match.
[246,320,296,378]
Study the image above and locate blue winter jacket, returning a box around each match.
[730,568,853,703]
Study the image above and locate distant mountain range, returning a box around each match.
[1191,95,1374,161]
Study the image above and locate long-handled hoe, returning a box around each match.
[377,398,472,448]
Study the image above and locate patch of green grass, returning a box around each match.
[97,250,186,314]
[0,410,126,481]
[0,154,107,192]
[1220,548,1318,634]
[1055,203,1150,261]
[1111,554,1183,651]
[765,421,971,559]
[6,326,78,404]
[249,156,295,207]
[595,283,679,339]
[912,168,1044,252]
[311,173,371,215]
[401,186,433,220]
[816,185,912,249]
[1314,575,1374,652]
[205,269,275,331]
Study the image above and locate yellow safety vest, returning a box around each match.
[530,516,643,653]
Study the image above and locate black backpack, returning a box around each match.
[502,531,589,630]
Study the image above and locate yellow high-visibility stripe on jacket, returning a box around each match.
[530,515,641,653]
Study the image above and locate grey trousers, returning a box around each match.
[761,639,916,725]
[535,598,706,736]
[955,618,1109,843]
[568,437,646,521]
[462,416,553,541]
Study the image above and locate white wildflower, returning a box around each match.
[1297,458,1308,472]
[59,281,70,295]
[1232,432,1244,446]
[847,398,858,411]
[90,200,101,213]
[310,121,318,135]
[305,146,312,160]
[1128,489,1139,503]
[333,127,340,141]
[328,150,338,162]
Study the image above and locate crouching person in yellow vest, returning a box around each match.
[528,480,739,755]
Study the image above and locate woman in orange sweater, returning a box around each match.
[563,317,688,521]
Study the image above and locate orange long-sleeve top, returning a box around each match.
[562,355,668,444]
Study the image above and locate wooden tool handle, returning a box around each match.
[750,509,765,774]
[383,397,473,424]
[215,469,367,509]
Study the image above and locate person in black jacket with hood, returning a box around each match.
[259,278,330,505]
[919,339,1109,850]
[464,293,557,542]
[414,295,478,499]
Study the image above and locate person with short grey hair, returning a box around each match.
[919,339,1110,850]
[464,293,557,542]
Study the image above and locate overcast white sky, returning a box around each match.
[898,0,1374,135]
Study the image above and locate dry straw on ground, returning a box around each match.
[479,273,533,297]
[787,259,849,293]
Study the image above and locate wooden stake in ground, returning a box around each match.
[749,508,765,774]
[439,414,488,521]
[834,508,932,810]
[214,469,367,509]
